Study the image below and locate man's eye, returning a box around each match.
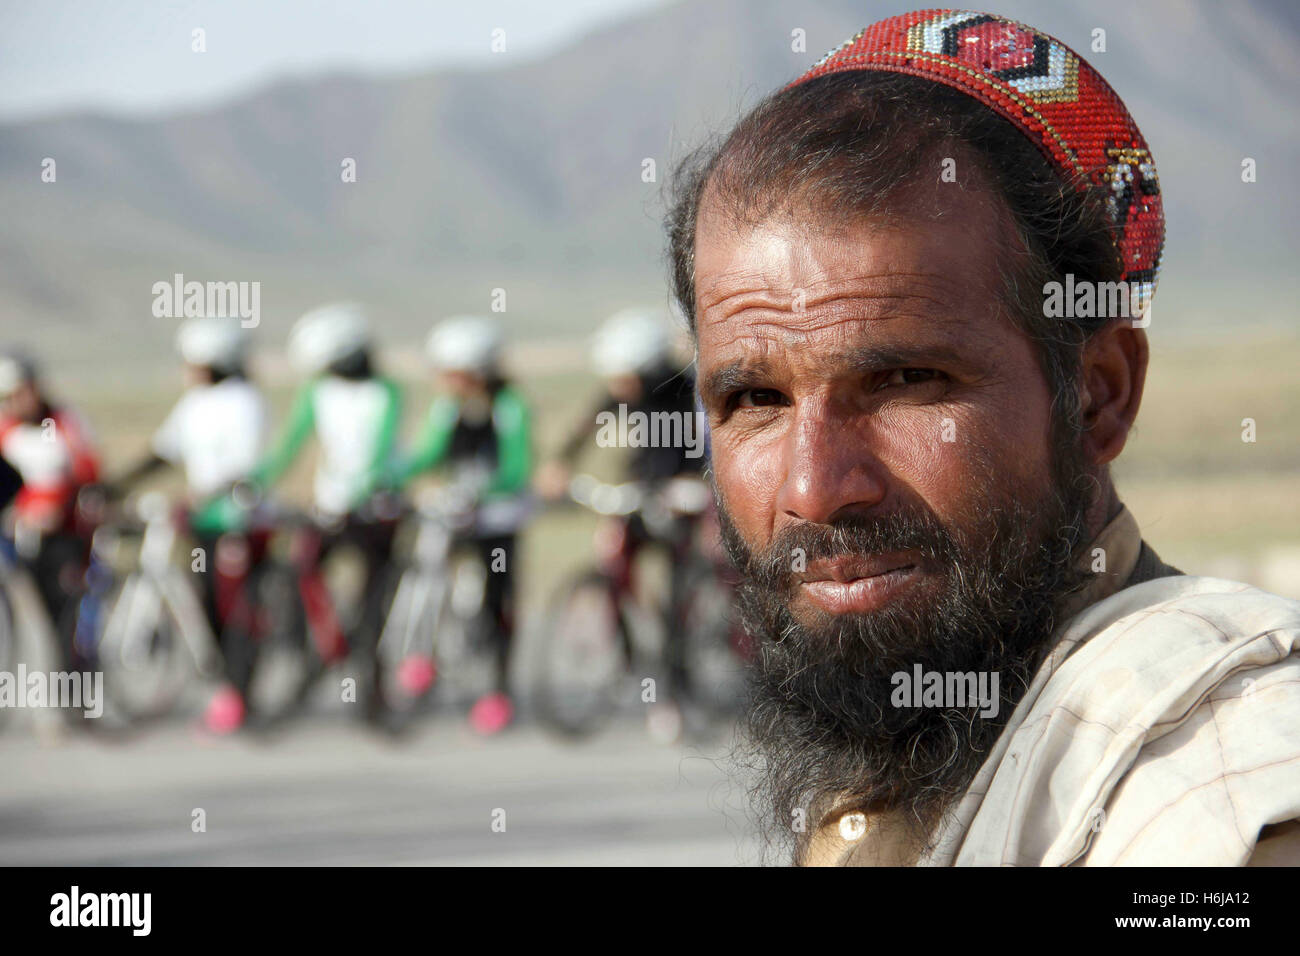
[879,368,945,388]
[735,388,786,408]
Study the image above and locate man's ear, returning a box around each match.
[1078,320,1148,466]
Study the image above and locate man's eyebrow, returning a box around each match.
[839,342,976,373]
[700,342,978,400]
[700,359,773,401]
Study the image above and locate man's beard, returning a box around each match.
[719,443,1095,863]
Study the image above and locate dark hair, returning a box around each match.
[666,71,1124,437]
[328,348,373,380]
[205,364,246,384]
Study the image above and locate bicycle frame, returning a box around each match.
[377,497,482,664]
[285,516,374,666]
[95,500,220,678]
[569,474,701,629]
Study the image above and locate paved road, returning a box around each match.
[0,713,762,866]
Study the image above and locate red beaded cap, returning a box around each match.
[791,9,1164,312]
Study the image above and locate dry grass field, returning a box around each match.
[1115,333,1300,594]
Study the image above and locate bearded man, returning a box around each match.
[667,10,1300,866]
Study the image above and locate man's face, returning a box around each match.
[695,184,1056,624]
[693,182,1094,837]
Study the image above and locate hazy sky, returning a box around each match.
[0,0,673,120]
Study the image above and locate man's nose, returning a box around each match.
[775,401,888,525]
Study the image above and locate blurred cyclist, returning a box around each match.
[388,315,532,735]
[0,453,19,510]
[250,302,403,716]
[536,307,706,739]
[538,307,703,491]
[110,317,267,732]
[0,352,102,666]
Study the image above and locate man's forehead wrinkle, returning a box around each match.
[704,308,906,349]
[698,225,827,299]
[698,296,1008,376]
[693,199,1000,319]
[800,273,962,316]
[702,327,990,371]
[698,268,966,326]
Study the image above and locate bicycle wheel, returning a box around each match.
[678,560,751,719]
[0,581,15,728]
[243,560,319,724]
[96,572,193,720]
[373,561,441,729]
[434,554,496,709]
[534,569,630,738]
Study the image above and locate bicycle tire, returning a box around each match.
[0,580,15,728]
[434,553,497,710]
[677,559,750,719]
[371,561,440,732]
[534,568,630,739]
[239,559,322,726]
[96,572,193,721]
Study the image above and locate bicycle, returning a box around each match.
[88,489,321,727]
[88,491,223,722]
[672,498,754,720]
[533,473,749,739]
[374,483,501,731]
[211,504,321,728]
[0,537,25,730]
[0,488,117,733]
[284,507,378,724]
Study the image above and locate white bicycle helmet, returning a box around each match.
[287,302,370,374]
[591,307,673,377]
[426,315,503,375]
[0,354,34,398]
[175,316,250,372]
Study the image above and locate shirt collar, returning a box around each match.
[1056,504,1144,623]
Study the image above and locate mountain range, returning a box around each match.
[1,0,1296,374]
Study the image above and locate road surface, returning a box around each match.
[0,712,763,866]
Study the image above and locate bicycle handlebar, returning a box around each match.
[566,474,646,516]
[564,473,711,519]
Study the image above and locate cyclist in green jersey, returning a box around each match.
[250,303,404,710]
[388,315,533,735]
[254,303,402,518]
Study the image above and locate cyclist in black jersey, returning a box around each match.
[388,316,533,734]
[537,308,707,741]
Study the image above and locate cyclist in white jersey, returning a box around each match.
[111,317,268,732]
[117,318,267,524]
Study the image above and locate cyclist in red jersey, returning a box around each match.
[0,353,102,665]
